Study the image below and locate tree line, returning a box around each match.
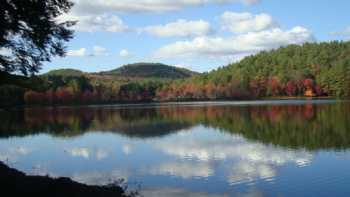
[22,75,164,105]
[2,41,350,106]
[158,41,350,101]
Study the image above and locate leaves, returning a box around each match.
[0,0,75,75]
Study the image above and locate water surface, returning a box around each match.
[1,100,350,197]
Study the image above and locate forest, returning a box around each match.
[158,41,350,101]
[1,41,350,107]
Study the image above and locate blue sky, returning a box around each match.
[42,0,350,73]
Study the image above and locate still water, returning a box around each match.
[1,100,350,197]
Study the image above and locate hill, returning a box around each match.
[43,63,198,81]
[99,63,198,79]
[44,69,85,77]
[158,41,350,100]
[17,62,199,105]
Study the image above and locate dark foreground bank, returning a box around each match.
[0,162,131,197]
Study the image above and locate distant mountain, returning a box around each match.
[43,63,199,80]
[44,69,85,77]
[99,63,199,79]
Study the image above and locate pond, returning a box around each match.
[1,100,350,197]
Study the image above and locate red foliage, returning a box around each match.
[24,91,46,104]
[249,78,267,97]
[45,90,55,104]
[157,90,169,100]
[285,81,298,96]
[204,83,216,99]
[81,90,94,103]
[314,85,323,96]
[267,77,282,96]
[303,78,314,89]
[55,88,73,104]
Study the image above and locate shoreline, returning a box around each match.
[0,161,130,197]
[0,97,341,110]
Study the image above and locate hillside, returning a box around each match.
[99,63,198,79]
[16,62,199,105]
[43,63,198,80]
[158,41,350,100]
[44,69,85,77]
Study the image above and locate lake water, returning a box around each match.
[1,100,350,197]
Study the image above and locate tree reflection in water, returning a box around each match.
[1,101,349,150]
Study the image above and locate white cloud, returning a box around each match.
[122,144,134,155]
[154,26,314,59]
[174,64,193,70]
[154,136,312,165]
[343,27,350,34]
[16,163,130,186]
[143,19,212,37]
[119,49,131,57]
[65,147,109,160]
[0,146,32,163]
[331,26,350,39]
[92,46,108,56]
[152,128,312,185]
[58,1,259,34]
[67,148,90,159]
[220,12,278,33]
[96,149,109,160]
[67,48,86,57]
[149,161,213,179]
[228,162,276,185]
[15,146,31,155]
[72,169,130,185]
[70,0,260,14]
[67,46,109,57]
[59,13,129,33]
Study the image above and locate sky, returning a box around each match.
[40,0,350,73]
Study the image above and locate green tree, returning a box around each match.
[0,0,75,75]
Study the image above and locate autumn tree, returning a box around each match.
[285,81,298,96]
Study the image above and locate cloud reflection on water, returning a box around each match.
[141,187,265,197]
[149,160,214,179]
[65,147,109,160]
[153,126,312,184]
[0,146,32,163]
